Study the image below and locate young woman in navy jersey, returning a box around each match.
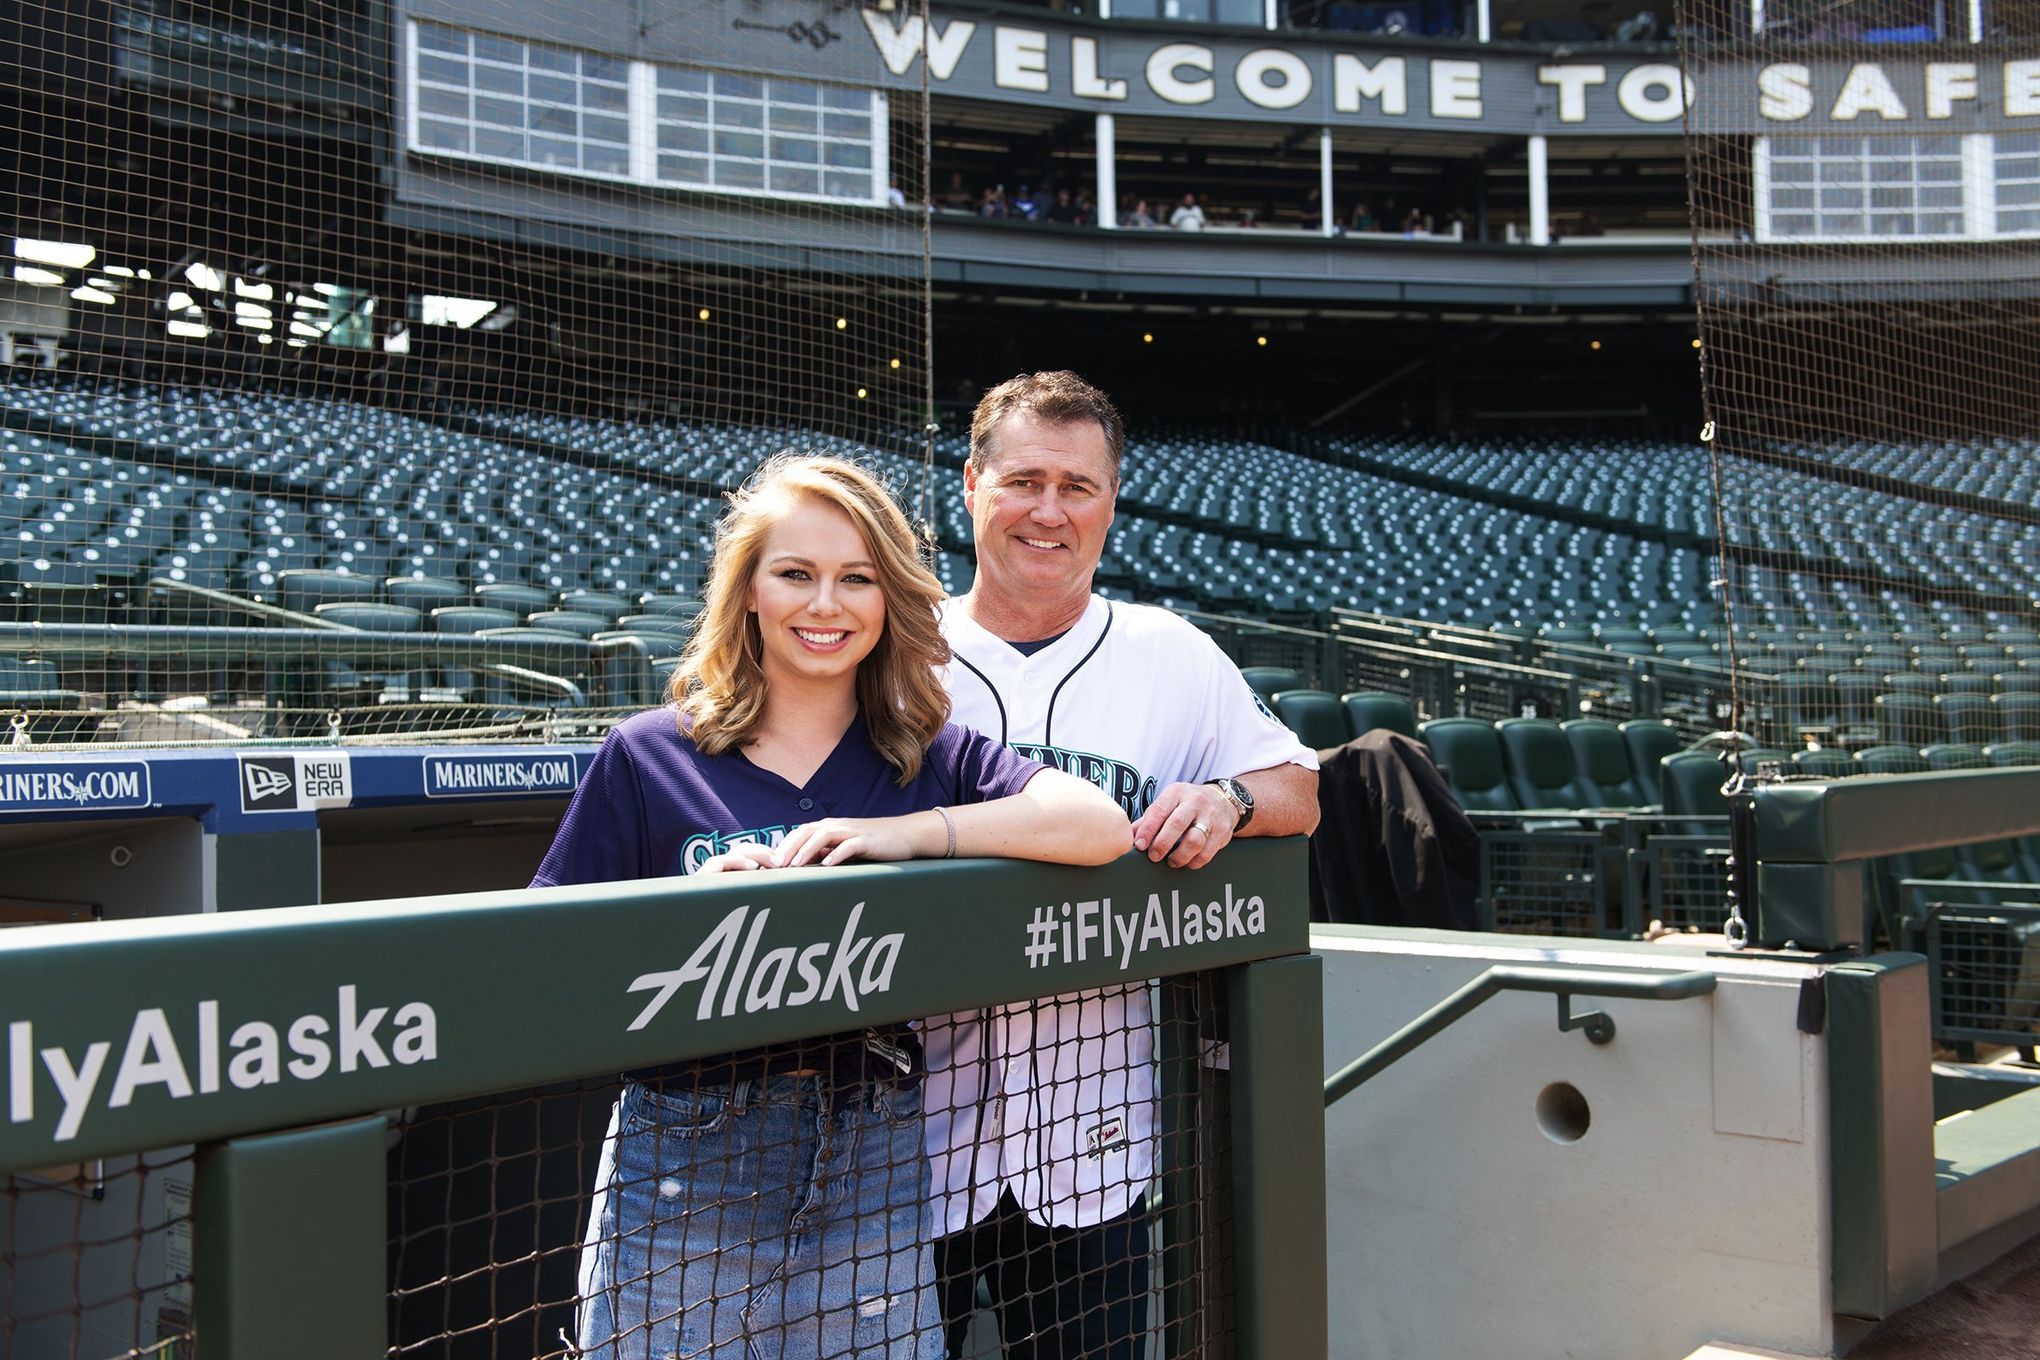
[534,455,1129,1360]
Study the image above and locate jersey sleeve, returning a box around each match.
[529,728,647,887]
[942,722,1048,805]
[1183,628,1320,781]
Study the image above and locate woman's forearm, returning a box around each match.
[947,769,1132,865]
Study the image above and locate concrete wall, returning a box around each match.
[1318,926,1838,1360]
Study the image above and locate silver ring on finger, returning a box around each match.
[1192,821,1210,834]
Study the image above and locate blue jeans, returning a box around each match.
[576,1075,945,1359]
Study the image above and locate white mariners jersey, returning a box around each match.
[923,594,1317,1233]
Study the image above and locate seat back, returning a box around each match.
[1618,720,1682,805]
[1420,718,1520,812]
[1880,672,1937,696]
[1938,672,1993,695]
[1791,749,1857,778]
[475,582,555,615]
[1985,741,2040,768]
[1934,692,1995,745]
[1875,692,1938,746]
[314,602,422,633]
[1855,744,1928,775]
[430,606,520,635]
[275,568,377,615]
[1563,719,1646,807]
[384,577,467,612]
[1241,667,1306,707]
[1994,692,2040,741]
[562,589,632,620]
[1341,691,1417,740]
[1922,743,1991,772]
[1496,718,1583,810]
[525,610,612,638]
[1659,751,1730,833]
[1271,689,1351,751]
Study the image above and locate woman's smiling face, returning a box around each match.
[746,494,887,692]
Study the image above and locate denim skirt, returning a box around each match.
[575,1074,945,1359]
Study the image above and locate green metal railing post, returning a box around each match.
[193,1114,388,1358]
[1227,954,1327,1360]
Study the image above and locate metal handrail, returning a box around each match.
[1323,965,1718,1107]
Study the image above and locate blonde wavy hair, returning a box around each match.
[669,454,952,784]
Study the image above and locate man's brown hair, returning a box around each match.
[968,370,1126,478]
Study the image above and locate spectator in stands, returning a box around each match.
[979,185,1008,219]
[925,371,1319,1360]
[536,455,1129,1360]
[1169,192,1207,231]
[1011,184,1042,221]
[1075,191,1097,227]
[1048,187,1082,225]
[1401,206,1429,236]
[937,171,975,212]
[1350,200,1379,233]
[1302,187,1326,231]
[1121,198,1159,229]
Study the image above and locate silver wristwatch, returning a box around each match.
[1207,776,1254,832]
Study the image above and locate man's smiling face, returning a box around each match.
[964,410,1118,620]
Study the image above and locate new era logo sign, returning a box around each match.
[237,752,353,814]
[240,757,298,811]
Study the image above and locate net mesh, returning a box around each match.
[3,0,934,746]
[382,977,1233,1360]
[2,1148,195,1360]
[1678,0,2040,778]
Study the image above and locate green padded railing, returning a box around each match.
[0,838,1322,1360]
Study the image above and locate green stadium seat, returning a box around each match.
[1562,719,1648,807]
[384,577,468,612]
[1341,692,1417,740]
[1923,743,1991,772]
[1242,667,1306,707]
[275,568,377,615]
[430,606,520,634]
[594,630,688,660]
[475,583,554,615]
[1791,749,1857,778]
[1880,672,1937,696]
[314,602,422,633]
[1497,718,1584,810]
[1986,741,2040,768]
[562,589,633,619]
[1618,720,1682,806]
[1856,744,1929,775]
[614,614,693,636]
[1994,693,2040,741]
[1419,718,1520,812]
[525,610,613,639]
[1659,751,1730,836]
[1939,672,1993,695]
[1996,672,2040,694]
[633,595,705,618]
[1876,692,1938,746]
[1932,692,1994,745]
[1271,689,1350,751]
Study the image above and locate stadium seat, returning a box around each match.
[1875,692,1938,746]
[1993,693,2040,741]
[1496,719,1586,810]
[1340,692,1417,740]
[1242,667,1306,707]
[634,595,704,618]
[315,602,423,633]
[1659,751,1730,835]
[1271,690,1351,750]
[475,583,554,615]
[430,606,520,634]
[1856,745,1929,775]
[1791,749,1857,778]
[1419,718,1520,812]
[275,568,377,615]
[1934,692,1996,745]
[385,577,468,612]
[525,610,613,639]
[614,614,694,636]
[1618,720,1682,805]
[1938,672,1993,695]
[1562,719,1648,807]
[1995,672,2040,694]
[594,630,687,659]
[1880,672,1936,696]
[562,589,633,619]
[1923,744,1991,772]
[1987,741,2040,768]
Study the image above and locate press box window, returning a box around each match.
[652,68,884,204]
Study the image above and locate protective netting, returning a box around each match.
[2,1148,195,1359]
[386,975,1233,1360]
[2,0,933,745]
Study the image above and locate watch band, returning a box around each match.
[1208,777,1252,832]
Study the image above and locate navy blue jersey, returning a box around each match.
[534,706,1045,1086]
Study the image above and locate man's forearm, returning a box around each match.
[1235,762,1320,837]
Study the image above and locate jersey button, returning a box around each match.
[798,798,814,811]
[1022,671,1038,684]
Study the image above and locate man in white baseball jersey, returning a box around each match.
[925,370,1319,1360]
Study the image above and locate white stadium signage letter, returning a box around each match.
[1831,62,1908,120]
[1072,37,1128,100]
[2007,59,2040,115]
[1616,64,1691,122]
[1333,53,1407,115]
[861,12,976,80]
[995,27,1051,93]
[1758,63,1814,120]
[1148,43,1216,104]
[1430,59,1483,119]
[1539,64,1608,124]
[1236,48,1312,110]
[1926,62,1978,118]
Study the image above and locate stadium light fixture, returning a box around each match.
[1255,335,1268,347]
[102,264,136,278]
[889,357,901,369]
[235,315,274,330]
[70,286,117,305]
[1590,340,1602,350]
[1142,332,1154,344]
[1692,338,1702,349]
[234,301,273,319]
[697,307,712,321]
[14,239,94,270]
[421,294,499,328]
[12,266,65,287]
[166,319,211,338]
[856,387,868,399]
[289,322,323,338]
[166,291,195,311]
[184,262,225,291]
[234,278,275,301]
[835,317,848,330]
[385,326,411,354]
